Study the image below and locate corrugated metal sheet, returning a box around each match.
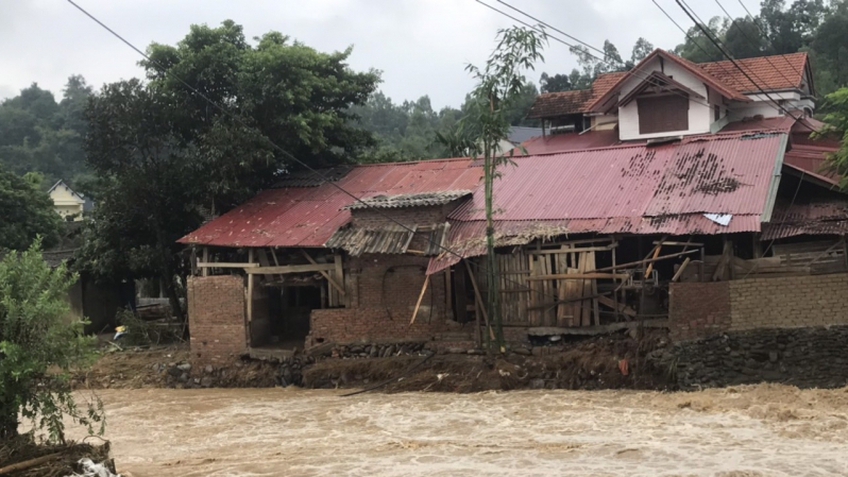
[326,223,450,256]
[345,190,472,210]
[451,133,785,223]
[762,200,848,240]
[179,159,482,248]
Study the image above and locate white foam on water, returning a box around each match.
[71,385,848,477]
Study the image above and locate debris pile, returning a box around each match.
[0,436,115,477]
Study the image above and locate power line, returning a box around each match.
[734,0,812,92]
[713,0,800,98]
[478,0,721,113]
[64,0,576,308]
[674,0,818,134]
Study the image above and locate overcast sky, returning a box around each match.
[0,0,737,109]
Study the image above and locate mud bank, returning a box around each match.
[77,330,672,392]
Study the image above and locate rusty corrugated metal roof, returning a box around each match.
[179,159,482,248]
[451,132,786,223]
[762,200,848,240]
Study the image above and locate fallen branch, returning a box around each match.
[341,352,436,397]
[0,452,63,475]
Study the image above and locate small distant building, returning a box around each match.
[48,180,93,221]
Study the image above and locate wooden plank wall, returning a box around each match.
[471,242,615,327]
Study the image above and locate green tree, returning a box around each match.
[816,87,848,185]
[0,166,61,251]
[761,0,827,55]
[83,21,379,317]
[0,239,104,442]
[724,17,770,58]
[466,25,545,351]
[539,72,572,93]
[630,37,655,64]
[812,5,848,92]
[141,21,378,210]
[674,16,728,62]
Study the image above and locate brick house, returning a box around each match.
[179,49,848,363]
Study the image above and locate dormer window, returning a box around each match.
[637,94,689,134]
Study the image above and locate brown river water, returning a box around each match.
[71,385,848,477]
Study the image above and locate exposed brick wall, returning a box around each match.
[670,273,848,341]
[350,203,457,229]
[188,276,247,364]
[669,281,731,341]
[309,254,455,345]
[729,274,848,330]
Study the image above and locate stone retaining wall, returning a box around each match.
[651,326,848,389]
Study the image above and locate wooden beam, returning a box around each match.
[201,247,208,276]
[589,249,699,273]
[671,257,691,282]
[597,295,636,317]
[197,261,259,269]
[245,263,335,274]
[464,260,495,341]
[527,246,616,254]
[409,275,430,325]
[652,240,704,247]
[527,319,668,337]
[247,249,254,329]
[645,244,663,278]
[526,273,630,281]
[299,250,346,296]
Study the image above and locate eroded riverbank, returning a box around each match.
[74,385,848,477]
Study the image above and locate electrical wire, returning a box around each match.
[734,0,813,87]
[675,0,818,134]
[64,0,574,307]
[713,0,802,98]
[477,0,722,113]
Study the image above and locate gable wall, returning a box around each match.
[618,59,713,140]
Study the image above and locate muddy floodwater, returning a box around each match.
[75,385,848,476]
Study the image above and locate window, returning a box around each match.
[637,95,689,135]
[714,105,721,122]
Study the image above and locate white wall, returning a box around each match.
[618,58,714,141]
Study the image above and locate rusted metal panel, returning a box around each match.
[180,159,482,248]
[345,190,471,210]
[326,224,450,257]
[762,200,848,240]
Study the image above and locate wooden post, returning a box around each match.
[202,247,209,277]
[465,260,495,342]
[445,267,452,319]
[246,249,254,346]
[409,275,430,325]
[612,243,620,322]
[672,257,691,282]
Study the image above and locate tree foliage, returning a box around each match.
[0,239,103,442]
[81,21,380,315]
[0,166,61,252]
[816,87,848,186]
[0,78,93,187]
[466,26,546,351]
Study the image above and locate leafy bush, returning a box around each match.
[0,239,104,442]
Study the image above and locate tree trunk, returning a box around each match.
[163,271,185,324]
[483,139,503,352]
[0,401,19,441]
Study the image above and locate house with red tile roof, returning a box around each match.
[180,49,848,363]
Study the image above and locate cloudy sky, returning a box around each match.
[0,0,737,109]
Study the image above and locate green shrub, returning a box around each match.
[0,239,104,442]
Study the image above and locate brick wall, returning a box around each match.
[669,281,731,341]
[188,275,247,364]
[351,204,454,229]
[309,254,455,345]
[670,272,848,341]
[729,274,848,330]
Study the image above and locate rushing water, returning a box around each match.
[73,385,848,477]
